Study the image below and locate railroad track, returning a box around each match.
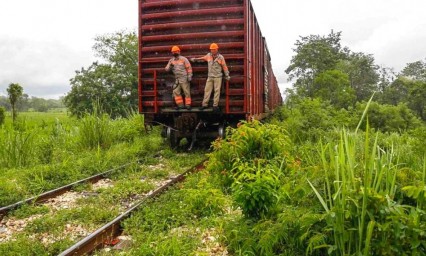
[0,159,145,220]
[58,160,206,256]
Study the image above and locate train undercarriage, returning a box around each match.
[145,108,243,150]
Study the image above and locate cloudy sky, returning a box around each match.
[0,0,425,99]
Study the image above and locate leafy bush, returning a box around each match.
[232,160,281,219]
[270,98,353,143]
[208,121,293,219]
[354,101,422,132]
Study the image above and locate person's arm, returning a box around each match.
[184,58,193,81]
[165,59,173,71]
[220,57,230,80]
[190,54,209,63]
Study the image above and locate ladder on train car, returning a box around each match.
[140,70,158,114]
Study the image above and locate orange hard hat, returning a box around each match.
[171,46,181,53]
[209,43,219,50]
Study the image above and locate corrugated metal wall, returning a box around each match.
[138,0,281,118]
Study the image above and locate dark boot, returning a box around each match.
[199,106,207,111]
[213,106,220,112]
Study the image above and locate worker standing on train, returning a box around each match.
[191,43,230,112]
[165,46,193,110]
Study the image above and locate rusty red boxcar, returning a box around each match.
[138,0,282,148]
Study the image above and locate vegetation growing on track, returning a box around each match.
[0,111,161,206]
[99,101,425,255]
[0,143,205,255]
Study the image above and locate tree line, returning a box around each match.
[285,31,426,122]
[0,94,64,113]
[0,83,64,125]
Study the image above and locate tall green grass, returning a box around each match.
[78,113,114,149]
[307,99,426,255]
[0,110,163,207]
[0,127,36,168]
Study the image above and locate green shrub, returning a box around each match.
[354,101,422,132]
[270,98,353,143]
[232,160,281,219]
[207,121,293,219]
[0,107,5,126]
[182,173,228,217]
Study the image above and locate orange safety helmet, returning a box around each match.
[209,43,219,50]
[171,46,181,53]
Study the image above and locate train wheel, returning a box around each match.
[167,127,180,149]
[218,123,226,139]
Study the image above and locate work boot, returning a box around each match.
[186,105,191,110]
[199,106,207,111]
[213,106,220,112]
[175,105,184,110]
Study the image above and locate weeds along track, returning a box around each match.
[0,152,206,253]
[0,160,144,219]
[58,160,206,256]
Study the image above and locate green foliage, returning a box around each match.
[0,111,163,206]
[208,121,293,219]
[271,98,352,142]
[100,178,154,203]
[10,204,50,219]
[381,77,410,105]
[7,83,24,122]
[0,128,36,168]
[336,52,380,101]
[401,59,426,81]
[307,127,426,255]
[285,31,348,98]
[354,101,422,132]
[0,106,5,126]
[78,113,114,149]
[313,70,355,109]
[121,172,230,255]
[231,160,281,219]
[407,79,426,121]
[381,63,426,121]
[183,173,228,217]
[208,121,291,176]
[0,236,48,256]
[65,31,138,118]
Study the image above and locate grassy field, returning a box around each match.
[0,111,163,206]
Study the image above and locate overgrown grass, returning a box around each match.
[0,150,206,255]
[205,111,426,255]
[0,112,161,207]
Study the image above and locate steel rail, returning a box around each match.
[58,160,206,256]
[0,159,145,218]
